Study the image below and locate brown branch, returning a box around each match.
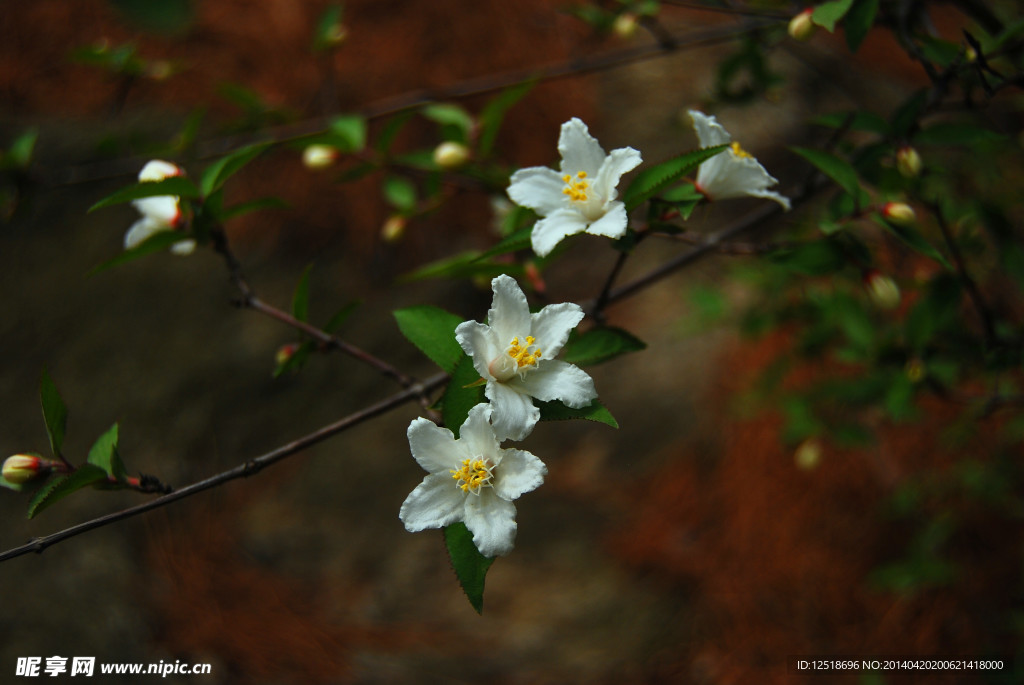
[0,372,448,564]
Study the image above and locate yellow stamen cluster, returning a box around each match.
[730,141,752,159]
[450,458,494,494]
[507,336,542,368]
[562,171,589,202]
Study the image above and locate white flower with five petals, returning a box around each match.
[689,110,791,210]
[455,274,597,441]
[125,160,196,256]
[400,403,547,558]
[507,117,642,257]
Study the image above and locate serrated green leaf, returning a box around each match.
[221,196,289,221]
[812,0,854,32]
[791,147,862,199]
[382,176,417,211]
[39,370,67,459]
[562,327,646,366]
[394,305,465,374]
[444,521,494,613]
[27,464,108,519]
[442,355,486,436]
[623,145,726,212]
[537,399,618,428]
[844,0,878,52]
[478,81,535,157]
[88,230,192,276]
[89,176,198,213]
[292,264,313,323]
[200,141,272,197]
[86,423,126,481]
[873,215,951,269]
[329,114,366,152]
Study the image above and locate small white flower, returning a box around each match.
[455,274,597,441]
[689,110,791,210]
[507,117,642,257]
[400,403,547,558]
[125,159,195,256]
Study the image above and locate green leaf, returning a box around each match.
[623,145,726,212]
[812,0,854,32]
[421,103,475,142]
[375,110,414,153]
[403,251,521,283]
[562,327,646,366]
[88,230,192,276]
[768,239,847,275]
[311,2,344,52]
[905,274,962,350]
[537,399,618,428]
[86,423,126,481]
[27,464,109,519]
[292,264,313,323]
[394,305,465,374]
[844,0,879,52]
[475,225,533,261]
[441,355,486,436]
[221,196,289,221]
[812,110,889,135]
[39,370,68,459]
[791,147,862,200]
[7,129,38,168]
[89,176,198,213]
[382,176,417,211]
[200,141,272,197]
[913,123,1005,146]
[873,215,951,269]
[444,521,494,613]
[329,115,367,152]
[323,301,360,333]
[478,80,535,157]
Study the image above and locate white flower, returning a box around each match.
[689,110,791,210]
[400,403,547,558]
[125,159,195,256]
[455,274,597,441]
[507,117,642,257]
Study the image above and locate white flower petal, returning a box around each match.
[399,473,465,531]
[594,147,642,203]
[689,110,731,148]
[463,490,518,557]
[583,202,628,239]
[746,188,792,210]
[488,274,532,342]
[139,160,182,182]
[530,302,584,359]
[170,239,197,256]
[407,417,461,473]
[516,359,597,408]
[558,118,606,176]
[456,320,501,380]
[486,380,539,441]
[132,196,180,225]
[492,448,546,502]
[124,216,164,250]
[458,404,499,458]
[507,166,568,217]
[530,208,589,257]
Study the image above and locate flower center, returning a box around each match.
[507,336,542,369]
[450,457,494,495]
[730,141,752,159]
[562,171,589,202]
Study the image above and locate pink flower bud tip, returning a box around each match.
[3,454,45,484]
[882,202,917,225]
[788,9,815,41]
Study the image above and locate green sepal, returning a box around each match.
[88,230,193,276]
[444,521,494,614]
[562,327,646,366]
[200,141,272,197]
[394,306,465,374]
[811,0,854,32]
[441,355,486,436]
[623,145,726,213]
[86,423,126,482]
[89,176,198,213]
[26,464,108,519]
[537,399,618,428]
[39,370,68,459]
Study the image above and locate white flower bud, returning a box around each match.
[794,439,822,470]
[381,215,406,243]
[613,13,639,39]
[433,141,470,169]
[896,146,922,178]
[882,202,917,226]
[3,454,45,484]
[788,9,815,41]
[302,144,339,170]
[323,23,348,47]
[865,271,901,310]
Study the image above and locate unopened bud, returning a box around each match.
[965,45,978,63]
[882,202,916,226]
[905,358,925,383]
[302,144,339,170]
[788,9,815,41]
[794,439,822,470]
[324,23,348,48]
[381,215,406,243]
[865,271,901,310]
[613,13,639,39]
[275,342,300,367]
[139,159,184,182]
[2,454,45,485]
[432,141,470,169]
[896,146,922,178]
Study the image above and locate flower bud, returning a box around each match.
[275,342,300,367]
[794,439,822,470]
[882,202,916,226]
[896,146,922,178]
[788,9,815,41]
[864,270,901,310]
[3,455,45,485]
[139,160,184,182]
[432,141,470,169]
[323,23,348,48]
[381,215,406,243]
[613,13,639,39]
[302,144,339,170]
[965,45,978,63]
[905,358,925,383]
